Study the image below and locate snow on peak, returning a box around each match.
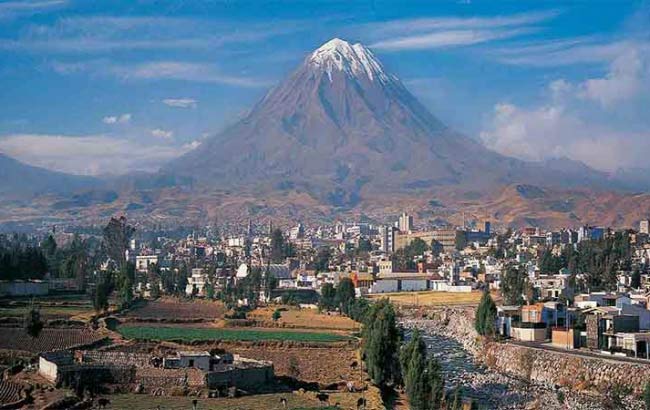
[309,38,389,83]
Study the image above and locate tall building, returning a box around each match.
[379,226,398,253]
[641,220,650,235]
[398,212,413,233]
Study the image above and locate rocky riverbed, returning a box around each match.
[401,314,643,410]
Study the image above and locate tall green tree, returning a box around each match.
[475,290,497,336]
[93,279,110,312]
[426,356,445,410]
[401,329,445,410]
[401,329,427,407]
[270,229,287,263]
[501,265,527,305]
[319,282,337,311]
[363,299,401,387]
[102,216,135,271]
[24,302,43,338]
[336,277,356,315]
[631,269,642,290]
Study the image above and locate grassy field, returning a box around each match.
[108,392,361,409]
[248,307,360,332]
[118,326,350,343]
[368,290,483,306]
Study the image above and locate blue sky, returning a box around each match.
[0,0,648,175]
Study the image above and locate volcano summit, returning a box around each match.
[168,38,604,205]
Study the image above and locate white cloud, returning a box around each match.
[117,61,269,87]
[102,113,131,124]
[369,10,558,35]
[371,27,537,51]
[579,49,646,107]
[0,134,191,175]
[52,60,269,88]
[162,98,198,109]
[0,0,66,20]
[0,16,300,53]
[480,102,650,172]
[367,10,557,51]
[151,128,174,139]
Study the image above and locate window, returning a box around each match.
[189,359,194,367]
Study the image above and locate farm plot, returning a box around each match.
[118,326,350,343]
[248,307,359,332]
[123,298,225,320]
[108,391,365,410]
[223,343,359,386]
[368,291,483,306]
[0,328,105,354]
[0,298,95,321]
[0,381,22,405]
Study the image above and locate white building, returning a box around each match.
[398,212,413,233]
[135,255,158,273]
[186,268,209,296]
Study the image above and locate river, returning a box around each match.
[402,320,637,410]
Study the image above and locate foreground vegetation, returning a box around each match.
[118,326,350,343]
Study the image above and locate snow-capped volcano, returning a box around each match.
[308,38,390,83]
[167,38,608,206]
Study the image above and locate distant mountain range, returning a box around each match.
[0,39,649,229]
[0,153,97,196]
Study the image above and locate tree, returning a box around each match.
[319,283,337,311]
[205,281,215,299]
[363,299,400,387]
[177,264,189,296]
[401,329,444,410]
[357,238,373,253]
[93,280,110,312]
[24,302,43,338]
[314,247,332,272]
[501,265,527,305]
[102,216,134,271]
[632,269,642,290]
[336,278,356,315]
[270,229,287,263]
[401,329,427,408]
[475,290,497,336]
[426,356,445,410]
[644,380,650,410]
[272,309,282,321]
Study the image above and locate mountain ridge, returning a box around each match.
[166,38,619,205]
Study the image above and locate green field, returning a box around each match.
[118,326,350,343]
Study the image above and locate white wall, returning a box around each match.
[39,356,58,383]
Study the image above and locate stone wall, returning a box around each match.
[482,342,650,395]
[206,363,273,391]
[135,368,205,389]
[405,306,650,396]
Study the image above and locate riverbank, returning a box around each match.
[400,306,645,410]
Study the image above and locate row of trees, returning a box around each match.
[0,237,49,280]
[359,299,464,409]
[401,329,445,410]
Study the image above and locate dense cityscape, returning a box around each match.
[2,213,650,409]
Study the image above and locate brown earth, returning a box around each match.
[248,307,360,333]
[122,298,225,321]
